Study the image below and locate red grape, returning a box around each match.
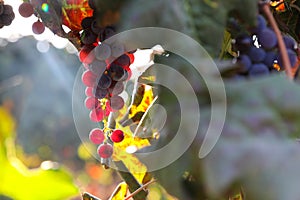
[111,129,124,143]
[79,45,95,64]
[19,2,34,18]
[89,108,104,122]
[89,128,105,144]
[81,70,97,87]
[97,143,113,158]
[85,87,94,97]
[32,20,45,35]
[84,97,99,110]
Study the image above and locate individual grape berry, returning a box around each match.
[114,54,131,67]
[283,35,296,50]
[233,35,252,53]
[97,74,112,89]
[97,143,113,158]
[109,81,124,96]
[109,95,125,111]
[248,46,266,63]
[89,128,105,144]
[32,20,45,34]
[263,51,276,69]
[277,49,298,68]
[82,70,97,87]
[89,60,107,75]
[111,42,125,58]
[79,45,95,64]
[249,63,269,77]
[98,26,115,42]
[0,13,15,26]
[19,2,34,18]
[111,129,124,143]
[94,87,108,99]
[237,54,252,73]
[258,28,277,49]
[81,29,97,45]
[108,63,126,81]
[91,20,102,35]
[85,97,99,110]
[3,5,13,15]
[251,15,267,34]
[81,17,94,29]
[85,87,94,97]
[95,43,111,60]
[89,107,104,122]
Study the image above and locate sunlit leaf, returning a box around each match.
[62,0,94,31]
[0,106,79,200]
[109,182,128,200]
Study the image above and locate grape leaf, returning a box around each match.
[0,106,79,200]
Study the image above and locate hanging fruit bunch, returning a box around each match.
[0,0,15,28]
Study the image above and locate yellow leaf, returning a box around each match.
[129,84,154,118]
[0,106,15,141]
[110,182,128,200]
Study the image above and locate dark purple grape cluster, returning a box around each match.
[0,2,15,28]
[79,3,136,123]
[229,14,298,78]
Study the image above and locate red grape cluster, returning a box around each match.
[228,14,299,78]
[18,2,45,34]
[0,1,15,28]
[79,3,135,160]
[89,128,125,159]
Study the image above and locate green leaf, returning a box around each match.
[0,106,79,200]
[183,0,258,57]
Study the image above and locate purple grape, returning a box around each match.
[97,74,112,89]
[91,20,102,34]
[108,63,126,81]
[98,26,115,42]
[94,87,108,99]
[233,35,252,53]
[263,51,276,69]
[237,54,252,73]
[81,29,97,45]
[249,63,269,76]
[248,46,266,63]
[81,17,94,29]
[110,96,125,110]
[109,81,124,96]
[283,35,296,50]
[89,60,107,75]
[258,28,277,49]
[251,15,267,34]
[277,49,298,68]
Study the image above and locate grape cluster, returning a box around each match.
[79,2,135,160]
[229,14,298,78]
[0,2,15,28]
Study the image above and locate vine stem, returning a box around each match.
[261,3,293,79]
[124,179,156,200]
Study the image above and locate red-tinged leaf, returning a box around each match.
[62,0,94,31]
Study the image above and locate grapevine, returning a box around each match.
[1,0,300,200]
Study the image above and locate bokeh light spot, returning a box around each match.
[41,3,49,12]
